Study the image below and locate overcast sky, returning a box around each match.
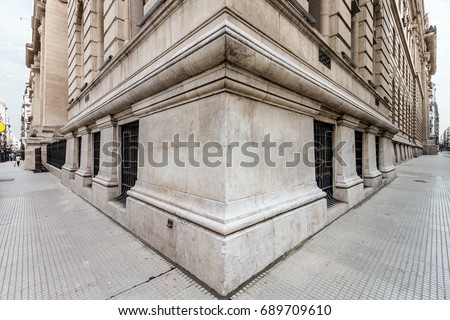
[0,0,449,140]
[425,0,450,136]
[0,0,33,139]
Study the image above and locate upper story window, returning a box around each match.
[130,0,145,37]
[308,0,322,32]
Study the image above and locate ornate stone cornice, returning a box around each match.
[60,21,398,135]
[337,114,360,129]
[95,115,117,130]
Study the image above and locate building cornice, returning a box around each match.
[424,25,437,75]
[60,21,398,135]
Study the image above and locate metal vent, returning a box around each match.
[319,49,331,69]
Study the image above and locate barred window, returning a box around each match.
[308,0,322,32]
[93,132,101,177]
[130,0,145,37]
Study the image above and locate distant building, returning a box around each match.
[443,127,450,150]
[20,84,32,158]
[428,82,439,152]
[423,16,438,154]
[0,101,12,162]
[23,0,68,171]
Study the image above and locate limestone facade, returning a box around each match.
[24,0,69,171]
[21,0,438,295]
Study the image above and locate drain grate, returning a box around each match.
[414,179,429,183]
[0,178,15,182]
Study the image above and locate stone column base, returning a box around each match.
[364,175,383,189]
[24,149,36,171]
[423,145,438,155]
[125,194,327,296]
[334,182,364,208]
[61,166,76,188]
[381,168,397,183]
[92,177,119,213]
[74,172,93,202]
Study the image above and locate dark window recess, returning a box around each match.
[47,140,66,169]
[286,0,316,26]
[77,137,82,169]
[355,131,363,178]
[319,49,331,69]
[35,147,41,169]
[308,0,321,31]
[93,132,101,177]
[314,121,338,207]
[351,0,361,14]
[130,0,144,37]
[375,136,380,170]
[394,143,398,163]
[34,147,48,173]
[117,122,139,204]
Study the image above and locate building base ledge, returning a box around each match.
[127,181,325,236]
[335,176,364,189]
[92,175,119,188]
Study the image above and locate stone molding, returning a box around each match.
[60,21,399,135]
[95,115,117,130]
[335,176,364,189]
[365,125,380,135]
[127,181,325,236]
[77,126,91,136]
[337,114,361,129]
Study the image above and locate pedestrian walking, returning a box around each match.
[15,154,21,167]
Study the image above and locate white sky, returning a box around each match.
[425,0,450,137]
[0,0,449,139]
[0,0,33,139]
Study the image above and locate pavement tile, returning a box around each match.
[1,153,450,300]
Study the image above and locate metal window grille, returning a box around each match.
[314,121,338,207]
[34,147,47,172]
[375,136,380,170]
[130,0,144,37]
[394,143,398,163]
[47,140,66,169]
[308,0,321,31]
[35,147,41,168]
[77,137,82,169]
[319,49,331,69]
[117,122,139,204]
[93,132,101,177]
[355,131,363,178]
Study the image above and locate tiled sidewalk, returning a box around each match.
[0,163,213,300]
[232,154,450,299]
[1,153,449,300]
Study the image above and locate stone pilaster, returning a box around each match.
[61,132,78,187]
[334,115,364,208]
[327,0,352,56]
[363,126,382,188]
[75,126,93,197]
[24,137,42,171]
[103,0,129,58]
[379,132,397,182]
[92,116,120,212]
